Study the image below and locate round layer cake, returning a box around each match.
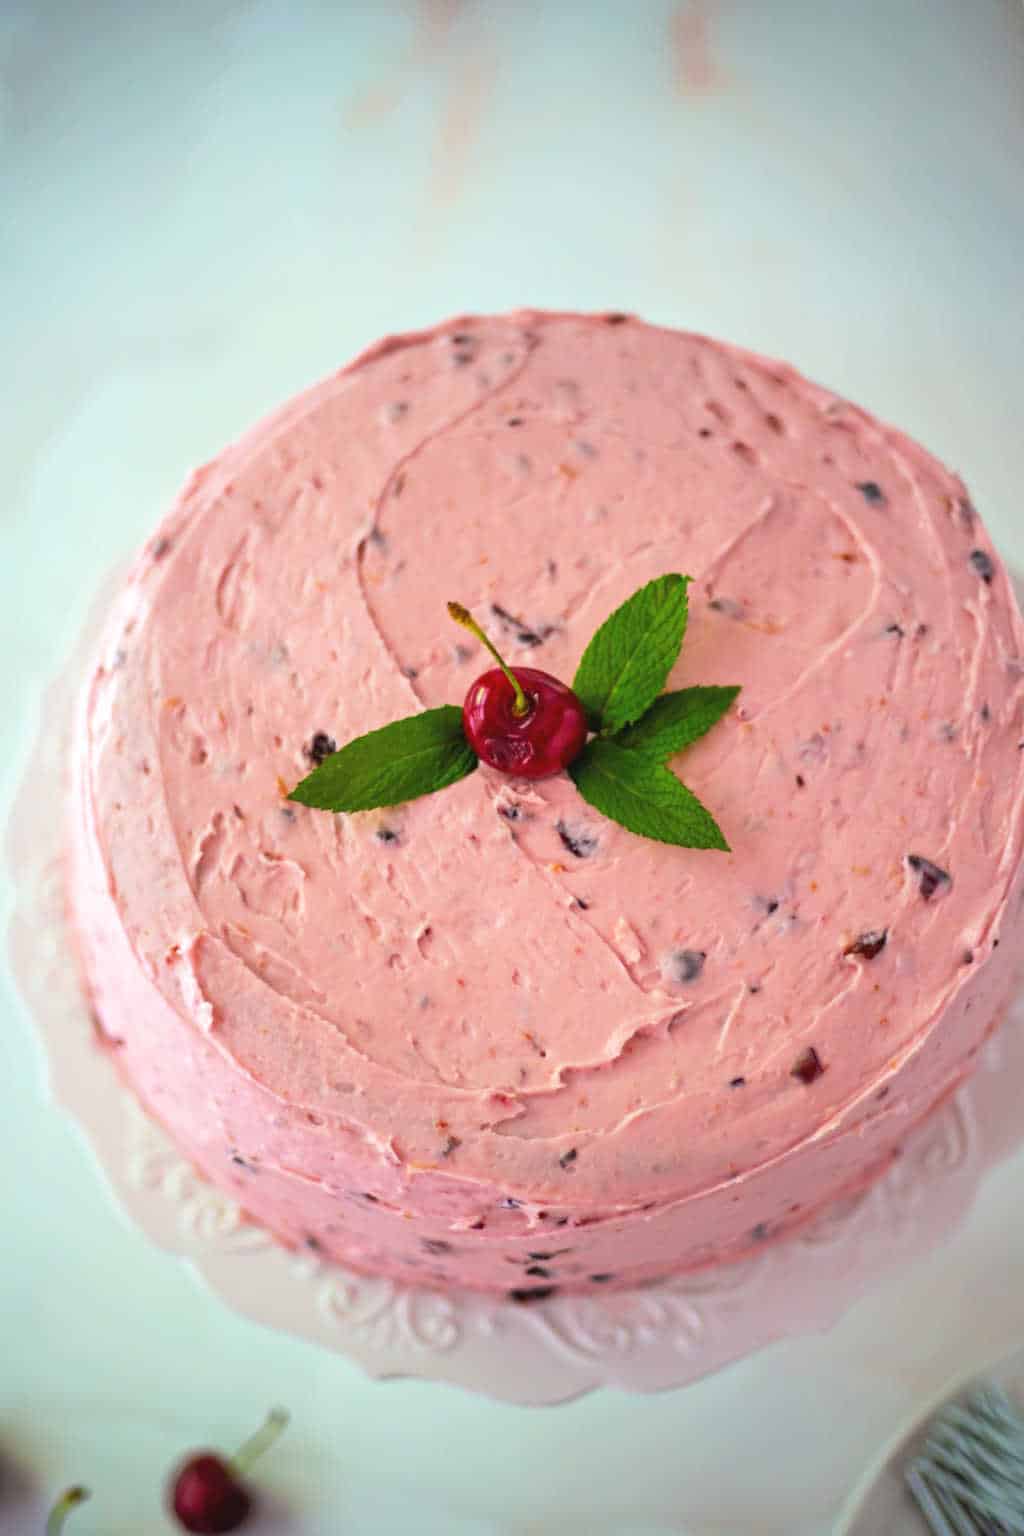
[69,311,1024,1297]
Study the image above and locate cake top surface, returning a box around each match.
[84,311,1024,1211]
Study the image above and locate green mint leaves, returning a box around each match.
[572,573,689,732]
[289,706,476,812]
[614,685,741,761]
[569,740,730,851]
[288,573,739,852]
[568,582,735,850]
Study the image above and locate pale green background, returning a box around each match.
[3,3,1024,1531]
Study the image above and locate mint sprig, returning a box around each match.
[566,580,735,850]
[569,740,730,851]
[614,685,741,760]
[289,705,476,812]
[287,573,739,850]
[572,573,689,733]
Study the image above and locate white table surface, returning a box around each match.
[3,3,1024,1532]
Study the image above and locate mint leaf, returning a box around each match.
[616,686,740,760]
[569,738,730,850]
[289,706,476,812]
[572,574,690,733]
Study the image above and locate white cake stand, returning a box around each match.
[10,615,1024,1406]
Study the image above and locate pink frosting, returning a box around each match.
[69,312,1024,1295]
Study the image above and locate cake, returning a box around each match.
[69,311,1024,1298]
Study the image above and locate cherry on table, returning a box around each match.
[171,1455,250,1534]
[448,602,588,779]
[168,1409,289,1533]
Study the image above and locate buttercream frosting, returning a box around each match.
[69,312,1024,1295]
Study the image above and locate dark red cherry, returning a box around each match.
[462,666,588,779]
[170,1455,250,1534]
[168,1410,288,1534]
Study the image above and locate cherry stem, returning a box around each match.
[46,1487,90,1536]
[447,602,530,717]
[229,1407,290,1478]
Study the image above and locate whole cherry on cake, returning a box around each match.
[448,601,589,778]
[168,1409,289,1533]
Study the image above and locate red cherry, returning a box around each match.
[168,1409,288,1534]
[462,665,588,779]
[447,601,589,780]
[170,1455,250,1534]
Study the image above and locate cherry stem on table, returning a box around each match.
[230,1407,290,1477]
[46,1487,90,1536]
[447,602,530,717]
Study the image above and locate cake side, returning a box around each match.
[68,311,1024,1294]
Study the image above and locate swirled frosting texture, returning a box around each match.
[70,313,1024,1295]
